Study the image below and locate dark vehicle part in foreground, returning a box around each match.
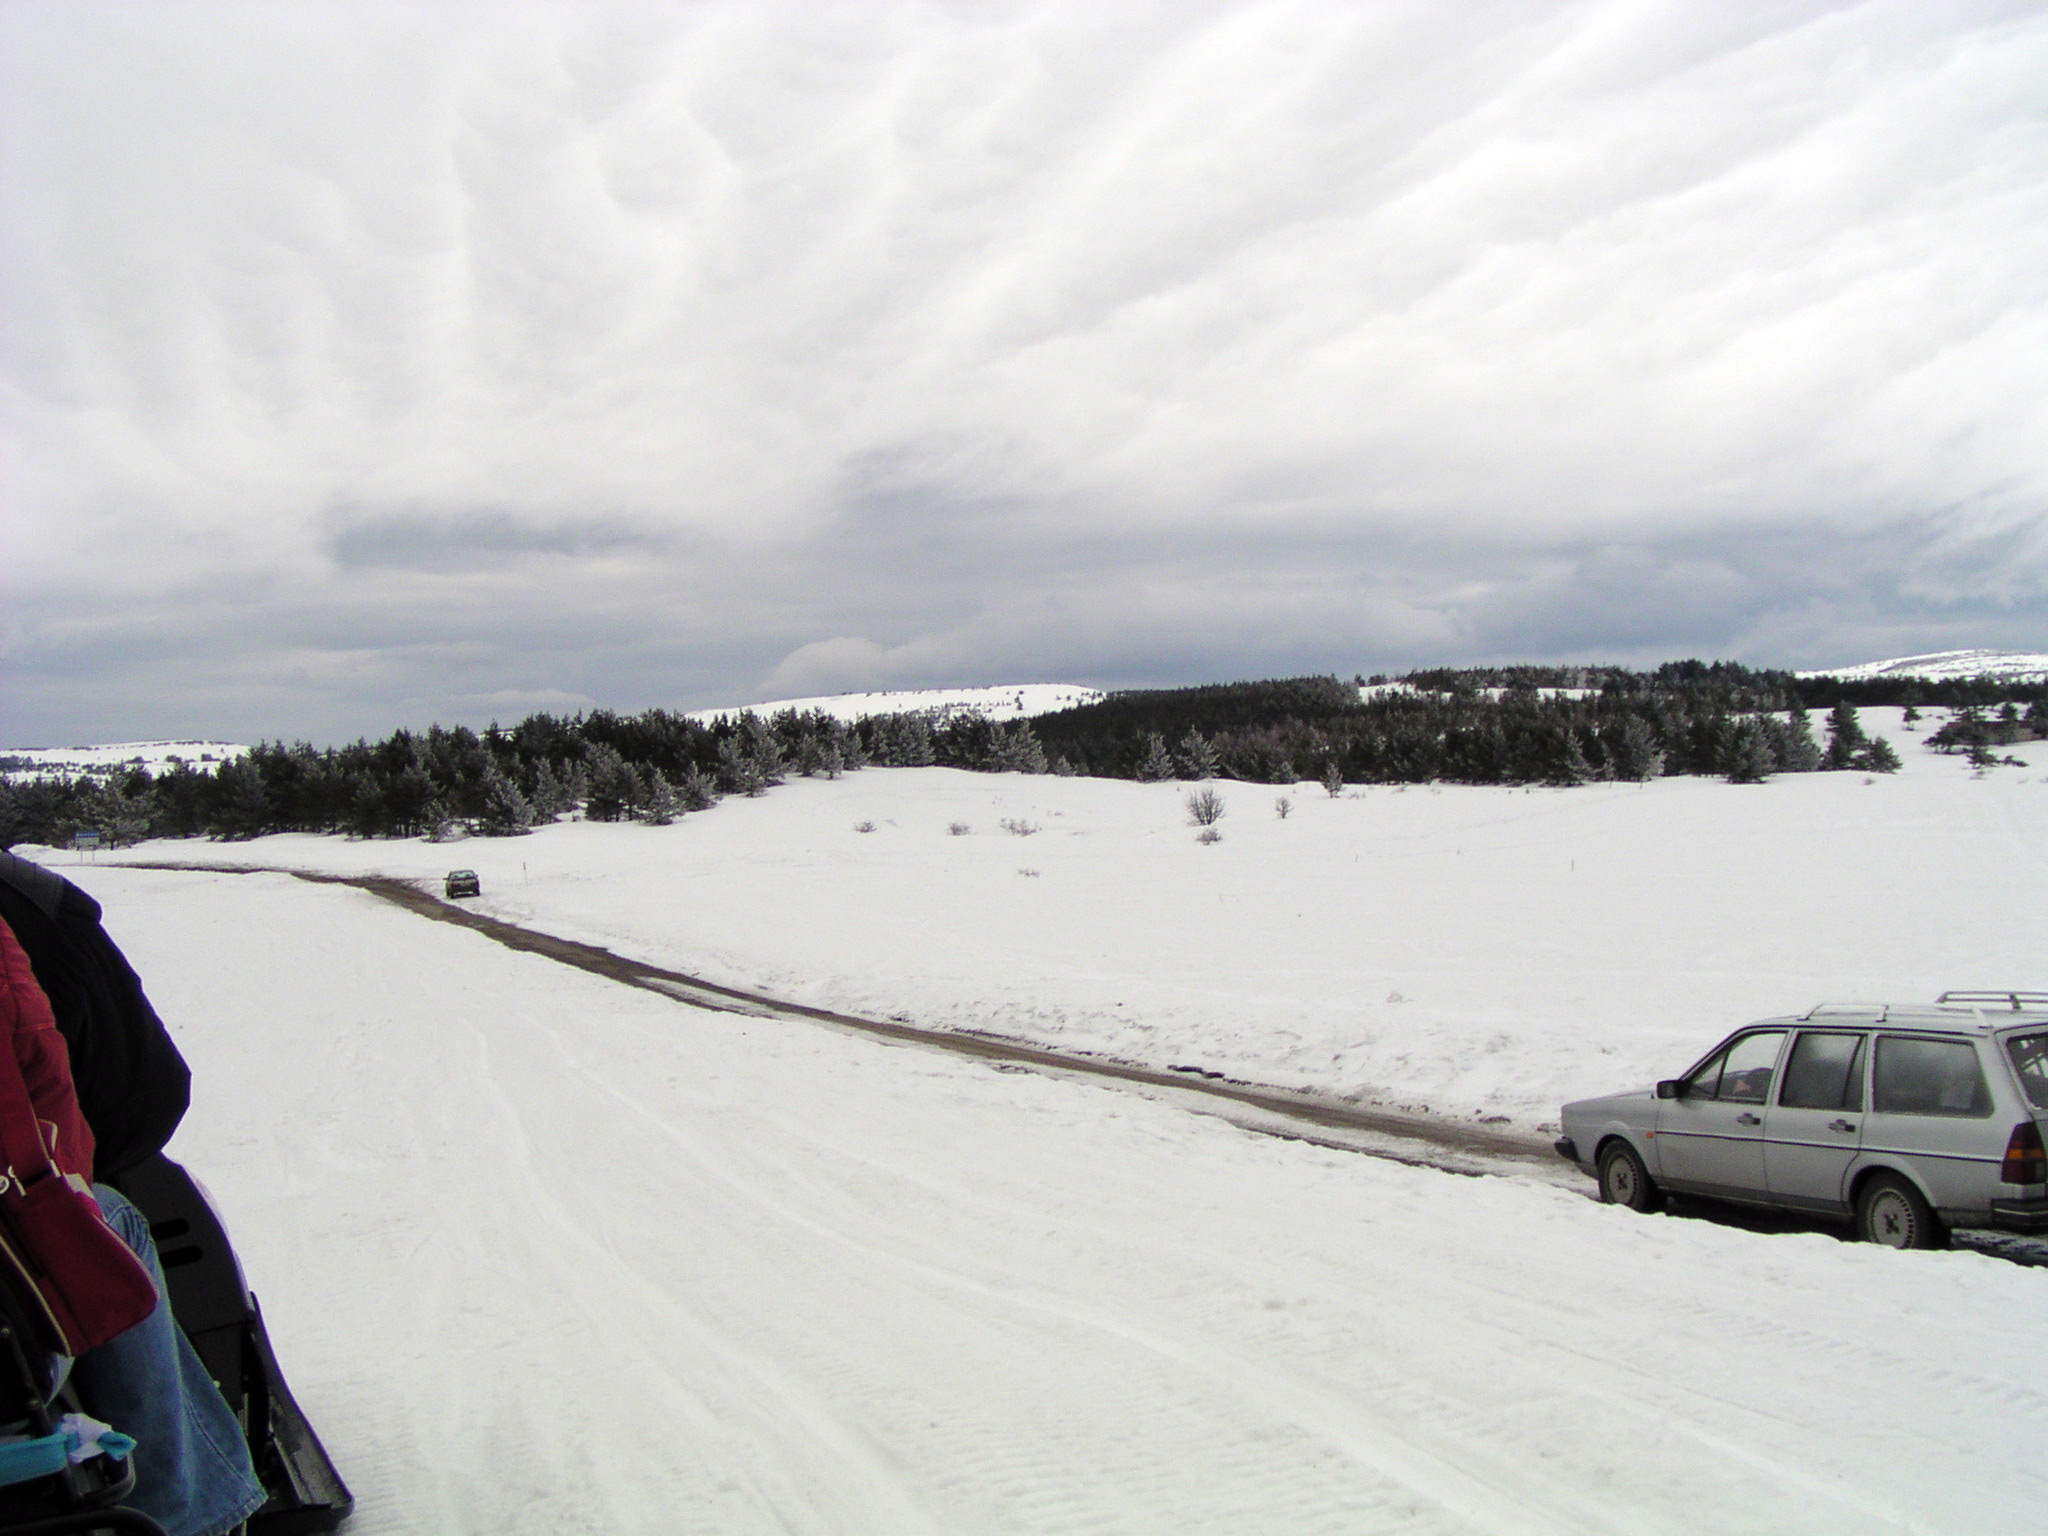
[0,1155,353,1536]
[1557,994,2048,1250]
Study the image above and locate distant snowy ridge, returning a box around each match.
[1799,649,2048,683]
[0,740,247,779]
[687,683,1103,725]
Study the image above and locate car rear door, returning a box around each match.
[1763,1029,1868,1212]
[1860,1033,2001,1211]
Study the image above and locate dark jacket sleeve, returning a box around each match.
[0,854,191,1179]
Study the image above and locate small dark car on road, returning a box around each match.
[444,869,480,899]
[1557,993,2048,1248]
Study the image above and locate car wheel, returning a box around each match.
[1855,1175,1948,1250]
[1597,1141,1663,1213]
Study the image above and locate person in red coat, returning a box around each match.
[0,913,263,1536]
[0,906,97,1184]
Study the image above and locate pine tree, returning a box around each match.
[1612,715,1665,781]
[1822,704,1866,770]
[79,777,154,847]
[1176,730,1220,780]
[1321,758,1344,797]
[1553,730,1594,786]
[715,736,767,797]
[1776,709,1822,772]
[738,714,786,787]
[473,766,534,836]
[1859,736,1902,773]
[901,716,935,767]
[639,769,679,825]
[1725,718,1775,784]
[525,760,571,822]
[678,767,720,811]
[583,742,646,820]
[990,722,1048,774]
[1136,733,1174,781]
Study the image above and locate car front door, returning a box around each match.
[1764,1030,1868,1212]
[1654,1030,1785,1200]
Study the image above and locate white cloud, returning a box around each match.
[3,0,2045,741]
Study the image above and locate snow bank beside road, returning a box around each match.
[86,867,2048,1535]
[81,710,2048,1133]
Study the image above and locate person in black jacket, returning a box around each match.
[0,849,191,1176]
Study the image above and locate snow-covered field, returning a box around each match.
[63,709,2048,1136]
[0,739,245,778]
[81,863,2048,1534]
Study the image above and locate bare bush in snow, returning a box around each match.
[1184,787,1225,826]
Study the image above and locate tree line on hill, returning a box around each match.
[2,663,2042,850]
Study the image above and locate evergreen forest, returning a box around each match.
[3,662,2044,851]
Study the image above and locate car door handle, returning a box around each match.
[1736,1112,1761,1126]
[1829,1119,1857,1133]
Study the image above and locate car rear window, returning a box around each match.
[2007,1032,2048,1112]
[1779,1032,1865,1111]
[1872,1036,1992,1118]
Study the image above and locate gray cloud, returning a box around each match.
[3,0,2045,743]
[325,509,660,572]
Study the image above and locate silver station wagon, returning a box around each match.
[1556,993,2048,1248]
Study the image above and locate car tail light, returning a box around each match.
[2001,1121,2046,1185]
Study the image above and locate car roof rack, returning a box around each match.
[1799,1001,2013,1030]
[1936,990,2048,1011]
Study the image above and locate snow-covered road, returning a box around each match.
[90,866,2048,1534]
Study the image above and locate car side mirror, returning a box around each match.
[1656,1079,1683,1100]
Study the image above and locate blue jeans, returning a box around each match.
[72,1185,267,1536]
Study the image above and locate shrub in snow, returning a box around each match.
[1274,795,1292,819]
[1321,760,1344,797]
[1184,787,1225,826]
[948,822,971,836]
[999,818,1039,836]
[854,820,877,833]
[1195,827,1222,845]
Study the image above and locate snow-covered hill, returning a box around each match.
[687,682,1103,725]
[0,739,245,779]
[1799,648,2048,682]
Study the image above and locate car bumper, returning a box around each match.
[1553,1136,1579,1164]
[1983,1196,2048,1233]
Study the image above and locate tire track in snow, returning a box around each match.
[569,1057,1597,1536]
[115,860,1559,1179]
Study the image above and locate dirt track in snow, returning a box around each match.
[116,859,1558,1178]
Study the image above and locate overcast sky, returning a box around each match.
[4,0,2045,745]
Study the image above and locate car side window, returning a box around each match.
[2007,1033,2048,1112]
[1683,1047,1729,1100]
[1873,1036,1992,1118]
[1778,1032,1866,1111]
[1717,1032,1785,1104]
